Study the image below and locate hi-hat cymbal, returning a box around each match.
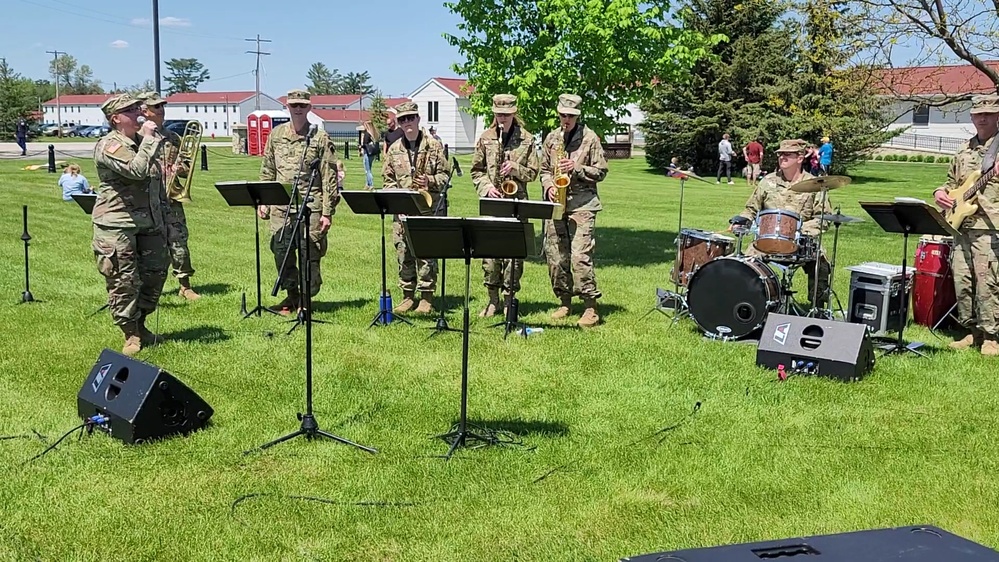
[820,212,864,224]
[789,175,852,193]
[670,170,712,184]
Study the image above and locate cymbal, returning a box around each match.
[669,170,712,184]
[820,212,864,224]
[789,175,852,193]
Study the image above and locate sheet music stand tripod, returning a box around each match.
[72,194,109,316]
[403,215,534,458]
[479,197,559,339]
[215,181,291,318]
[860,200,955,357]
[340,190,429,328]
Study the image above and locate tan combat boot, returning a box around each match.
[577,298,600,328]
[479,287,501,317]
[120,322,142,357]
[138,312,161,346]
[950,329,982,350]
[269,291,299,316]
[551,297,573,320]
[178,277,201,300]
[416,291,435,314]
[982,338,999,357]
[394,290,416,313]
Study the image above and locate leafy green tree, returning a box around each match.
[306,62,342,95]
[338,71,373,96]
[445,0,723,135]
[0,60,39,138]
[164,58,210,95]
[368,94,388,134]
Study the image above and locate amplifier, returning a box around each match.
[756,313,875,381]
[846,262,914,337]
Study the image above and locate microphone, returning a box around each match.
[137,116,146,124]
[452,157,463,177]
[306,124,319,140]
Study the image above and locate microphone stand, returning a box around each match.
[20,205,34,303]
[429,157,463,337]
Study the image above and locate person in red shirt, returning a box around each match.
[743,138,764,187]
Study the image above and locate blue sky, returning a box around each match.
[4,0,466,97]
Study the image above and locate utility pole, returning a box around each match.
[244,34,271,111]
[46,50,64,137]
[153,0,162,94]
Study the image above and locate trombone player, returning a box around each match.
[382,101,451,314]
[540,93,608,328]
[138,91,201,300]
[470,93,540,317]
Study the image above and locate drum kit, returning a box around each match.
[659,173,865,342]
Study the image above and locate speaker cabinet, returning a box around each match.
[621,525,999,561]
[755,313,875,381]
[77,349,214,444]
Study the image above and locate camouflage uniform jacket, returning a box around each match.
[539,125,608,213]
[92,129,167,230]
[739,170,833,235]
[382,129,451,192]
[471,124,540,198]
[259,122,340,216]
[936,134,999,230]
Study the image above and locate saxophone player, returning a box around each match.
[470,93,540,317]
[540,94,609,328]
[137,92,201,301]
[382,101,451,314]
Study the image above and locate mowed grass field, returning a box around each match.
[1,148,998,562]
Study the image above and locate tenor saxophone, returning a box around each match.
[411,143,433,208]
[165,120,202,203]
[497,123,518,196]
[552,136,569,210]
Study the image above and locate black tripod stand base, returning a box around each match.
[287,311,329,335]
[435,427,501,459]
[243,306,283,319]
[369,310,413,328]
[247,413,377,455]
[428,315,461,336]
[876,340,927,357]
[20,291,34,304]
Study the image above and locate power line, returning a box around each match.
[245,35,271,111]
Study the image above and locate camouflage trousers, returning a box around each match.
[952,231,999,336]
[544,210,601,300]
[269,208,328,297]
[92,224,169,326]
[744,245,831,307]
[393,219,437,292]
[166,201,195,280]
[482,259,524,294]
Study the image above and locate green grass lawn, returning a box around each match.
[2,153,999,561]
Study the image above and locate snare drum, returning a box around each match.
[672,229,735,287]
[754,209,801,255]
[687,256,782,340]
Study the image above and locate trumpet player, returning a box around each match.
[540,93,608,328]
[471,93,540,317]
[138,92,200,301]
[382,101,451,314]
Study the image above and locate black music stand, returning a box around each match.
[215,181,291,318]
[479,198,559,339]
[340,189,430,328]
[72,194,108,316]
[860,201,955,357]
[428,158,463,338]
[403,216,534,458]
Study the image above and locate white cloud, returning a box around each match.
[110,40,129,49]
[130,16,191,27]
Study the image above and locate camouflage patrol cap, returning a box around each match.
[100,93,143,119]
[286,89,311,105]
[136,91,167,106]
[970,94,999,114]
[492,93,517,114]
[395,101,419,118]
[775,139,809,154]
[557,93,582,116]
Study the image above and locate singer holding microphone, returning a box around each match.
[91,93,170,356]
[258,89,344,315]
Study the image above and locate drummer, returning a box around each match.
[729,138,833,307]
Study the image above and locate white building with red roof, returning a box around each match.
[163,91,283,137]
[41,94,115,126]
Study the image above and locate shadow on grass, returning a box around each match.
[459,418,570,438]
[312,298,371,315]
[516,300,627,321]
[161,325,231,344]
[522,227,676,268]
[179,282,236,297]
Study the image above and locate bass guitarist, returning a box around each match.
[933,94,999,356]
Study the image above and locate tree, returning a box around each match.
[368,94,388,133]
[34,79,56,104]
[339,71,373,96]
[444,0,723,135]
[306,62,342,95]
[71,64,103,95]
[49,53,77,92]
[0,60,39,138]
[164,58,210,95]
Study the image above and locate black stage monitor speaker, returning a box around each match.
[755,313,875,381]
[620,525,999,561]
[77,349,214,444]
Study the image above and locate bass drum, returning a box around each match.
[687,256,782,340]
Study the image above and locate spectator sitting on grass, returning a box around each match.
[59,163,92,201]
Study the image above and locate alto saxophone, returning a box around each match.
[497,123,518,196]
[552,136,570,210]
[411,142,433,208]
[165,120,203,203]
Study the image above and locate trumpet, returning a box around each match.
[551,136,569,210]
[497,122,518,196]
[165,120,202,203]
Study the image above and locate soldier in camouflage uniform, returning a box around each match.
[470,93,540,317]
[382,101,451,315]
[734,139,833,308]
[91,93,169,356]
[137,92,200,301]
[257,89,344,315]
[933,94,999,355]
[540,94,609,328]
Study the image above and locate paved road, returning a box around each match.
[0,141,232,159]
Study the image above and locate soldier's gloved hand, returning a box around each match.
[319,215,331,234]
[485,186,503,198]
[257,205,270,220]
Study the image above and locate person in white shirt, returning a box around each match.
[717,133,734,185]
